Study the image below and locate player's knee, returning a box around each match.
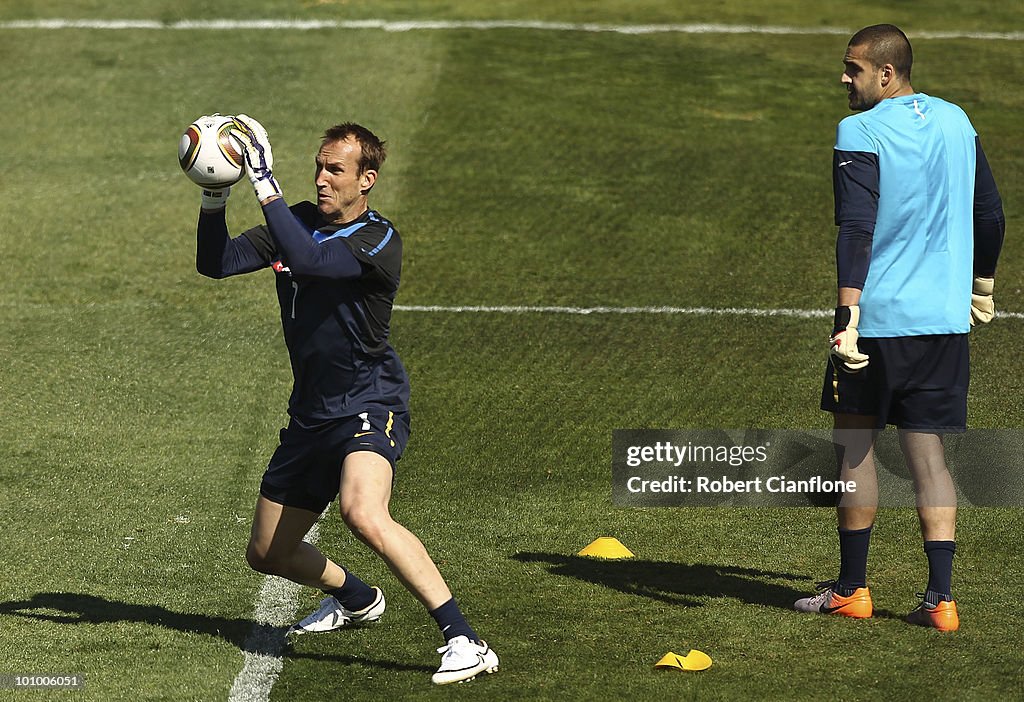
[340,504,391,550]
[246,541,283,575]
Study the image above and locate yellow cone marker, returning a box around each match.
[577,537,635,559]
[654,650,713,671]
[654,652,684,670]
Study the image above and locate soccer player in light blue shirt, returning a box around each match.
[835,93,977,337]
[796,24,1005,631]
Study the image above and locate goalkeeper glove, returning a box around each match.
[230,114,282,202]
[829,305,870,372]
[200,186,230,211]
[970,276,995,326]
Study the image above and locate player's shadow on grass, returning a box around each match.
[0,592,432,672]
[514,552,812,609]
[0,591,254,646]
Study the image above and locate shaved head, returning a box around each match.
[848,24,913,80]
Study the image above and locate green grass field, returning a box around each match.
[1,2,1022,700]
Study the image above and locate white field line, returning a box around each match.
[0,19,1021,41]
[396,304,832,317]
[394,304,1024,320]
[227,519,323,702]
[5,300,1024,319]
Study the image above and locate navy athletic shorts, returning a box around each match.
[260,408,411,513]
[820,334,969,433]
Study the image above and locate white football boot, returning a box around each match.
[287,587,385,635]
[431,636,500,685]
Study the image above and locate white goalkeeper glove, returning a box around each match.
[200,186,230,211]
[230,114,282,202]
[970,276,995,326]
[829,305,870,372]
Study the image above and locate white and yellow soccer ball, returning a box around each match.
[178,114,245,188]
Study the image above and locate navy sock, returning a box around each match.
[924,540,956,603]
[325,568,376,611]
[429,598,479,643]
[836,526,872,595]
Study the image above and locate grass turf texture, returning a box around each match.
[1,2,1023,699]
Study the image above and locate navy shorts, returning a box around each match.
[821,334,969,433]
[260,408,410,513]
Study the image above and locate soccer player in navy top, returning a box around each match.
[794,25,1005,631]
[195,117,498,684]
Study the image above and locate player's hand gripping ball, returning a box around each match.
[178,114,246,188]
[230,114,282,202]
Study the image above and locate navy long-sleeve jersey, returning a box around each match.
[197,199,409,424]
